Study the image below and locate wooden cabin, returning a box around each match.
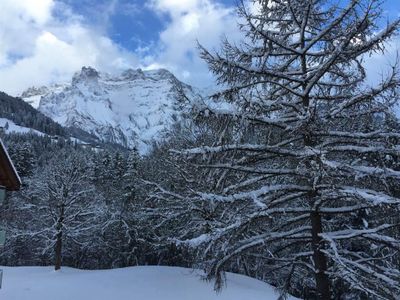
[0,139,21,191]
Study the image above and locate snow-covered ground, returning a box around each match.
[0,266,298,300]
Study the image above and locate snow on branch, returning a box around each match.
[336,187,400,205]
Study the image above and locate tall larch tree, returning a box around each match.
[156,0,400,298]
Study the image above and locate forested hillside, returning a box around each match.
[0,92,66,137]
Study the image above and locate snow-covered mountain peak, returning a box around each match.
[119,68,146,81]
[145,68,178,81]
[21,86,50,98]
[21,67,201,153]
[72,66,100,86]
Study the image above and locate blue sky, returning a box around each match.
[0,0,398,95]
[62,0,236,50]
[66,0,399,53]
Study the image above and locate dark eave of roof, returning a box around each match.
[0,139,21,191]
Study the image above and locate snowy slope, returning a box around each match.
[0,266,298,300]
[21,67,200,153]
[0,118,45,136]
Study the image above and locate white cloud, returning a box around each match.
[152,0,201,14]
[148,0,400,91]
[1,0,397,98]
[2,0,54,25]
[0,0,54,67]
[147,0,241,88]
[0,0,243,95]
[0,0,139,95]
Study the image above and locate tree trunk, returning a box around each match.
[54,229,62,271]
[311,211,330,299]
[54,204,65,271]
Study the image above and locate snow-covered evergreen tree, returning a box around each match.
[7,141,36,177]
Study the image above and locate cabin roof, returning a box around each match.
[0,139,21,191]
